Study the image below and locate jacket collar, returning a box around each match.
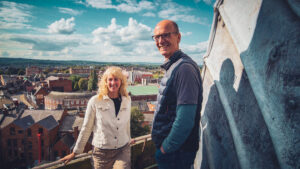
[103,95,129,109]
[161,50,183,71]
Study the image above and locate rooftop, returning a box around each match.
[46,91,96,99]
[127,85,158,96]
[59,115,84,132]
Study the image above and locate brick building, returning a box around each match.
[46,76,72,92]
[69,67,101,77]
[44,91,95,110]
[53,114,92,159]
[127,85,158,101]
[69,68,90,75]
[0,109,67,168]
[33,86,49,106]
[26,66,42,76]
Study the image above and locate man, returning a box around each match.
[151,20,203,169]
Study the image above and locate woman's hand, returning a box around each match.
[130,138,136,145]
[60,152,75,165]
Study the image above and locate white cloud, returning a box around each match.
[143,12,156,17]
[84,0,154,13]
[1,51,10,57]
[92,17,152,45]
[3,33,81,52]
[181,32,192,36]
[182,41,208,54]
[195,0,215,5]
[181,41,208,64]
[0,1,33,30]
[158,2,206,24]
[48,17,76,34]
[58,7,83,15]
[203,0,214,5]
[91,17,163,62]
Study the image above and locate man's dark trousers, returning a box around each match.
[155,148,196,169]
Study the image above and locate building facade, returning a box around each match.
[0,109,67,168]
[44,91,95,110]
[26,66,42,76]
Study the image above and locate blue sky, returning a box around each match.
[0,0,215,64]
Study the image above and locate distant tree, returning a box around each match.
[64,69,69,74]
[6,67,18,75]
[88,69,98,91]
[78,78,88,91]
[43,68,51,75]
[69,75,81,91]
[74,82,79,91]
[17,68,25,75]
[131,107,150,138]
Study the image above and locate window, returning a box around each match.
[7,139,11,147]
[27,129,32,137]
[54,151,58,157]
[13,139,17,146]
[10,127,15,135]
[28,152,33,160]
[38,128,43,134]
[41,139,44,147]
[28,141,32,150]
[71,101,74,105]
[18,130,23,134]
[62,151,66,157]
[8,149,12,156]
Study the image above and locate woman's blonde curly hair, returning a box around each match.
[98,66,129,100]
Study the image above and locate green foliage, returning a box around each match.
[17,69,25,75]
[78,78,88,90]
[131,107,150,138]
[131,140,156,169]
[5,67,18,75]
[88,70,98,91]
[43,68,51,75]
[69,75,81,91]
[74,82,79,91]
[64,69,69,74]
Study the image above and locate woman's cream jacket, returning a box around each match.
[73,95,131,154]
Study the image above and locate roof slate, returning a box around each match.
[37,115,58,130]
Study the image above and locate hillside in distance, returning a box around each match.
[0,57,160,68]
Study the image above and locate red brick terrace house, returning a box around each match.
[0,109,67,168]
[52,134,74,159]
[26,66,42,76]
[44,91,95,110]
[33,86,49,106]
[46,76,72,92]
[53,114,92,159]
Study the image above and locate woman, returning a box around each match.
[61,66,132,169]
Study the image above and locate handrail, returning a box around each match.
[32,134,152,169]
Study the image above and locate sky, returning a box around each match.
[0,0,215,65]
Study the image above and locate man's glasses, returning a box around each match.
[152,32,178,41]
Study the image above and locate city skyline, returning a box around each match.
[0,0,215,64]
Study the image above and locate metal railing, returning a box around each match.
[33,134,152,169]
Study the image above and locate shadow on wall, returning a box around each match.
[200,59,280,169]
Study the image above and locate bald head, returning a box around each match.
[153,20,181,59]
[155,20,179,33]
